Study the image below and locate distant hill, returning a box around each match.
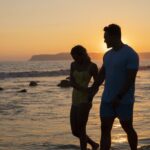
[29,52,150,61]
[29,52,104,61]
[30,53,71,61]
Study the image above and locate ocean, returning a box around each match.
[0,60,149,150]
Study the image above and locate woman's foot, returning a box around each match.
[92,143,99,150]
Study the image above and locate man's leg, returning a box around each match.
[117,103,138,150]
[100,117,115,150]
[120,119,138,150]
[100,102,116,150]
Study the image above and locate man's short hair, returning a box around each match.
[104,24,121,39]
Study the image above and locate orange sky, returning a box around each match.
[0,0,150,61]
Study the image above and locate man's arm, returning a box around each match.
[111,69,138,107]
[112,50,139,107]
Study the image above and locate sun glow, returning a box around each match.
[122,37,129,45]
[100,41,108,53]
[0,0,149,61]
[99,36,130,54]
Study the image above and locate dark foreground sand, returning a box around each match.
[110,145,150,150]
[138,145,150,150]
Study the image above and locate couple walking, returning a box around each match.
[69,24,139,150]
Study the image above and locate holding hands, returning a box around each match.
[87,86,99,102]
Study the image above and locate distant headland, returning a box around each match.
[29,52,104,61]
[29,52,150,61]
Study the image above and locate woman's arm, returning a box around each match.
[92,64,105,89]
[88,63,105,102]
[90,63,98,82]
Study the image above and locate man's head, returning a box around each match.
[103,24,122,48]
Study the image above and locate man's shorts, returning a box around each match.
[100,102,134,121]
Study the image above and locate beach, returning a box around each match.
[0,60,149,150]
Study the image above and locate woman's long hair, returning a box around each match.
[70,45,91,63]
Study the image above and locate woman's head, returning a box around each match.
[70,45,90,64]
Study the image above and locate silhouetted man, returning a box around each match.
[90,24,139,150]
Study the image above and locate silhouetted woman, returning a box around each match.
[70,45,99,150]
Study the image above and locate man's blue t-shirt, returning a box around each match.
[102,44,139,104]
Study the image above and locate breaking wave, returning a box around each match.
[0,69,69,79]
[0,65,149,79]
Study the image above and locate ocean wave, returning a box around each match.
[0,69,69,79]
[0,65,149,79]
[139,66,150,70]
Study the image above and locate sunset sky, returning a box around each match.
[0,0,150,61]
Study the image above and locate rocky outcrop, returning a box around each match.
[18,89,27,93]
[29,81,38,87]
[57,79,71,88]
[0,87,4,91]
